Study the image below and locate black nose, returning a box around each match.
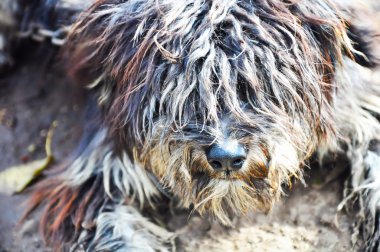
[207,140,246,171]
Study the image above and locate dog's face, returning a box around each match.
[69,0,352,224]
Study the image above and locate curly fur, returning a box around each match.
[2,0,379,251]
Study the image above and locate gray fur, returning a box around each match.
[1,0,379,251]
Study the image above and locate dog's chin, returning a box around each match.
[189,171,276,225]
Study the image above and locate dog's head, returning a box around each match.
[68,0,355,224]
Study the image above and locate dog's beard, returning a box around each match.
[144,130,305,225]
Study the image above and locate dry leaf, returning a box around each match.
[0,121,58,195]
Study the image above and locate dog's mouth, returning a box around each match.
[189,158,273,203]
[192,170,242,181]
[223,169,234,178]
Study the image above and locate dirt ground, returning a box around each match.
[1,1,380,251]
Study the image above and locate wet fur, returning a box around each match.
[1,0,380,251]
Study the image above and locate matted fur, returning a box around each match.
[1,0,379,251]
[64,0,353,226]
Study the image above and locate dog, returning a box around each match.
[1,0,380,251]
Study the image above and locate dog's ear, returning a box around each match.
[346,22,380,68]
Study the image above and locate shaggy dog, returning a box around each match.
[1,0,380,251]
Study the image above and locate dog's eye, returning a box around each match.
[232,129,254,140]
[236,78,259,109]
